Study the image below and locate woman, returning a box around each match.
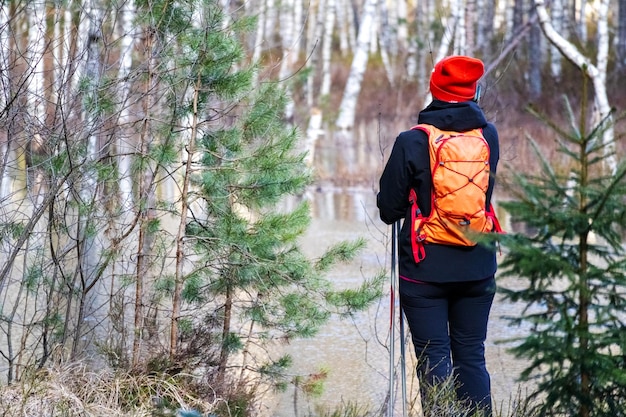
[377,55,500,416]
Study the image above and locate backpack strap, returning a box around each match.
[408,124,431,264]
[486,204,504,234]
[408,189,426,263]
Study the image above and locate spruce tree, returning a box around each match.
[498,92,626,416]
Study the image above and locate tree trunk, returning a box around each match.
[336,0,355,56]
[507,0,526,42]
[72,0,105,360]
[477,0,495,58]
[395,0,408,54]
[577,0,587,44]
[528,9,542,100]
[279,0,297,119]
[306,0,325,107]
[596,0,610,86]
[320,0,336,98]
[377,0,394,85]
[116,0,138,209]
[217,284,233,386]
[171,73,201,356]
[549,0,564,79]
[250,0,266,86]
[453,0,466,53]
[618,0,626,70]
[133,24,159,366]
[465,0,476,54]
[335,0,377,130]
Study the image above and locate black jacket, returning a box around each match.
[377,100,500,283]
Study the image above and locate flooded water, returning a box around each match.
[268,186,534,417]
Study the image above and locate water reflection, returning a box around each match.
[309,187,376,222]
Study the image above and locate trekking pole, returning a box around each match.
[397,221,408,417]
[394,220,407,417]
[387,221,398,417]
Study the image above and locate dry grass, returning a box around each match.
[0,363,219,417]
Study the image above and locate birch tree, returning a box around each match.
[335,0,377,130]
[534,0,615,173]
[577,0,588,43]
[549,0,564,79]
[115,0,138,209]
[320,0,336,98]
[335,0,355,55]
[378,0,396,84]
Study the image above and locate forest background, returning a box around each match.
[0,0,625,415]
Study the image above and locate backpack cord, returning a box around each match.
[409,189,427,264]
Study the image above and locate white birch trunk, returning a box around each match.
[0,4,11,199]
[279,0,297,119]
[577,0,588,44]
[534,0,615,173]
[550,0,564,79]
[117,0,138,209]
[304,107,323,167]
[369,8,378,55]
[406,38,418,78]
[453,0,466,54]
[337,0,356,55]
[28,2,46,125]
[416,0,436,93]
[320,0,336,97]
[494,0,507,31]
[220,0,231,27]
[264,0,276,45]
[377,0,394,85]
[382,0,397,56]
[436,0,457,60]
[336,0,350,55]
[306,0,325,107]
[335,0,377,130]
[596,0,609,87]
[251,0,266,86]
[0,4,7,108]
[396,0,408,53]
[293,0,303,61]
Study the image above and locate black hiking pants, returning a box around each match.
[399,275,496,416]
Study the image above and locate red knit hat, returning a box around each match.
[430,56,484,102]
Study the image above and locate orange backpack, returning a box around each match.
[409,124,503,263]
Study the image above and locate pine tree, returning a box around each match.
[162,0,384,400]
[498,88,626,416]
